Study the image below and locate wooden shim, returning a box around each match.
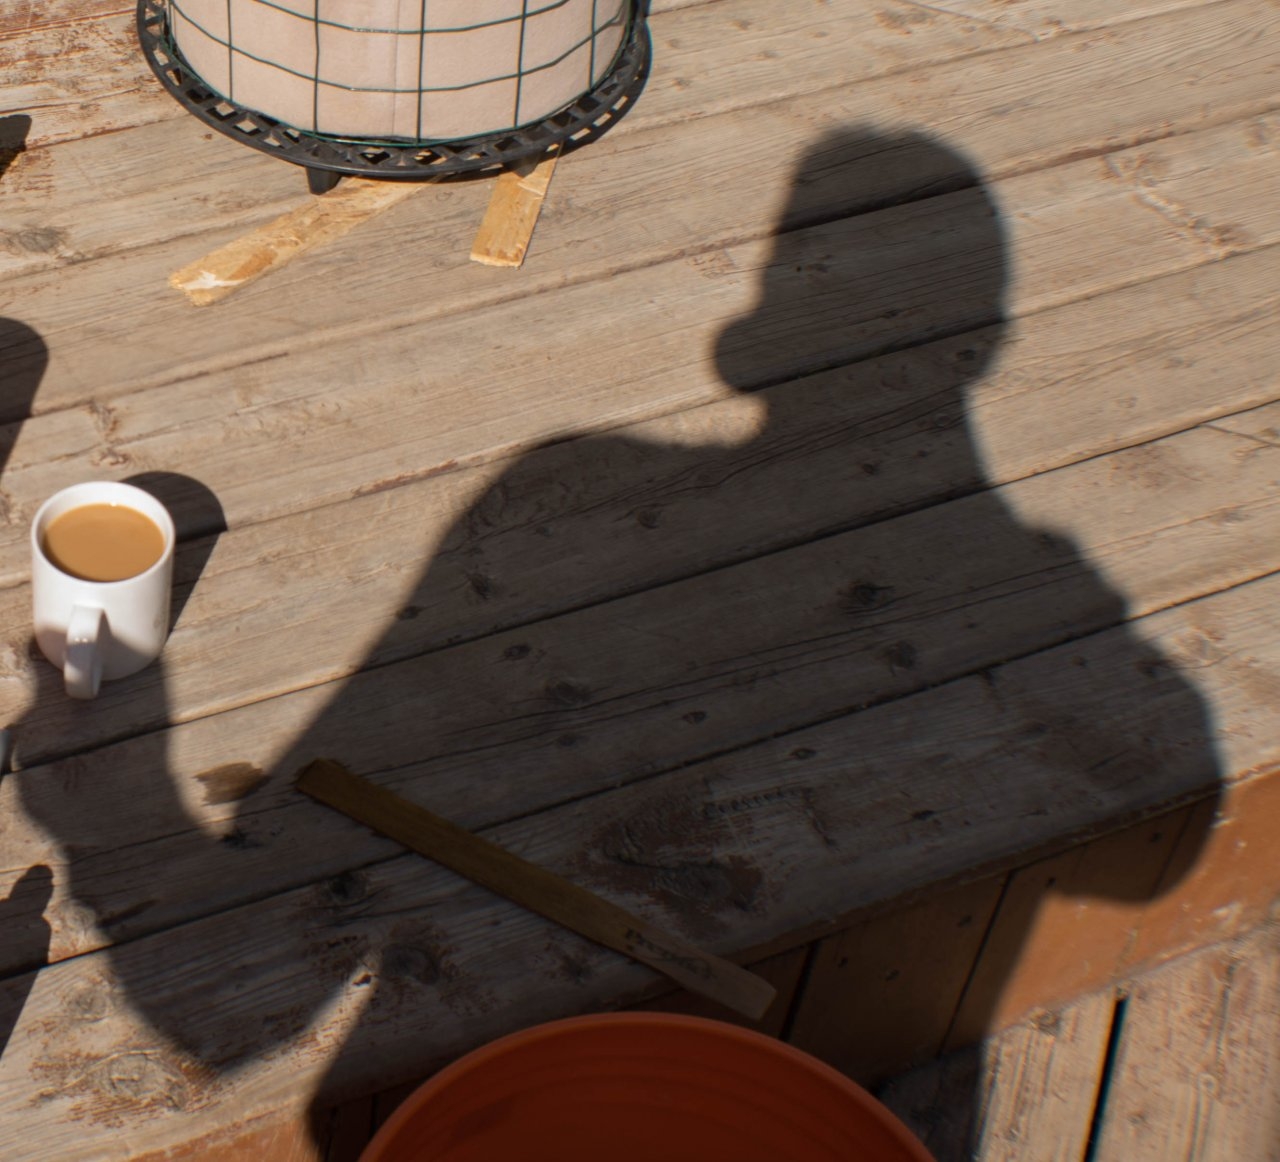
[169,180,430,306]
[631,945,809,1039]
[1092,924,1280,1161]
[297,759,778,1020]
[788,880,1006,1086]
[470,149,560,268]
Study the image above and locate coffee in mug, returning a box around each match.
[41,503,167,582]
[31,482,176,699]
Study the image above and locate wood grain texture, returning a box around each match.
[944,812,1192,1048]
[3,564,1276,1157]
[788,879,1006,1085]
[1093,924,1280,1161]
[0,113,1274,639]
[470,150,560,268]
[881,991,1116,1162]
[297,759,777,1020]
[927,0,1225,39]
[631,945,809,1039]
[0,237,1273,770]
[170,181,431,305]
[972,992,1116,1162]
[4,412,1278,968]
[881,919,1280,1162]
[0,0,1277,1158]
[1126,773,1280,969]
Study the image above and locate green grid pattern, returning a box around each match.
[167,0,629,115]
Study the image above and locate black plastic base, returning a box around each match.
[137,0,650,189]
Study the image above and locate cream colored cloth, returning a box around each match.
[171,0,627,140]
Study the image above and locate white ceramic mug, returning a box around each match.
[31,481,176,699]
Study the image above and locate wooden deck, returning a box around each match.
[1,0,1279,1158]
[881,920,1280,1162]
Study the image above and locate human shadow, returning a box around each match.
[280,125,1218,1149]
[0,319,51,1067]
[6,127,1224,1160]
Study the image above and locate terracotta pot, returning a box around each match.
[359,1013,936,1162]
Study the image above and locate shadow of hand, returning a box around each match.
[0,865,53,1062]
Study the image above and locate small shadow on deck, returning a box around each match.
[0,115,31,185]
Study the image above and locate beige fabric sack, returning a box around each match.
[170,0,628,140]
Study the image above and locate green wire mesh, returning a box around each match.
[165,0,633,142]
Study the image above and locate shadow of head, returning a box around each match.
[712,126,1223,909]
[714,125,1008,397]
[0,114,31,184]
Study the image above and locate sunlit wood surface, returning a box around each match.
[1,1,1278,1157]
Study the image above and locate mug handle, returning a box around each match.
[65,604,105,700]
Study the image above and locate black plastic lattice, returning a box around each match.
[137,0,650,180]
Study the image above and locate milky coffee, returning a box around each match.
[41,502,167,582]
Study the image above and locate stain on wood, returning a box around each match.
[195,762,269,806]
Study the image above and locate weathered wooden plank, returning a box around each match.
[0,0,1025,149]
[1092,924,1280,1161]
[1210,398,1280,448]
[0,236,1273,768]
[4,367,1280,988]
[296,758,778,1020]
[883,990,1116,1162]
[4,406,1280,965]
[168,179,432,305]
[944,812,1193,1048]
[928,0,1226,39]
[134,1115,325,1162]
[628,944,808,1037]
[321,941,807,1159]
[0,112,1274,614]
[6,561,1278,1159]
[788,879,1006,1085]
[0,12,164,148]
[0,3,125,37]
[4,2,1277,295]
[1125,772,1280,970]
